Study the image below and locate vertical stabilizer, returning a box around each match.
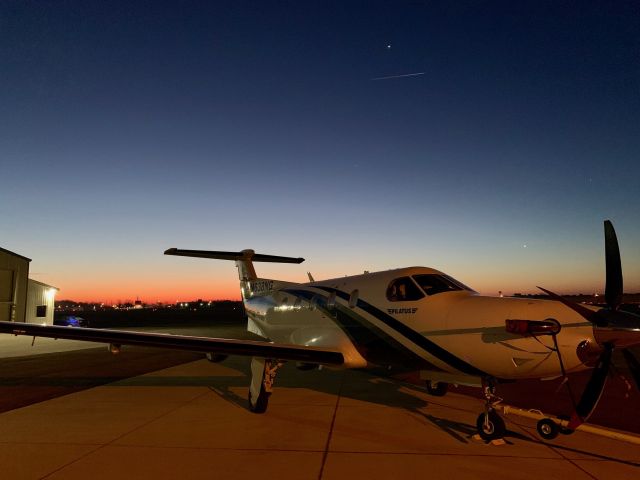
[236,249,258,281]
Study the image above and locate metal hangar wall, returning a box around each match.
[0,247,58,324]
[0,247,31,322]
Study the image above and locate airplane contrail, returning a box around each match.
[371,72,426,81]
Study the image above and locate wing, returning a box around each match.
[0,321,344,366]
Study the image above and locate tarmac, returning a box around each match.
[1,352,639,480]
[0,334,98,358]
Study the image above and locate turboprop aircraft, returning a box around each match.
[0,220,639,441]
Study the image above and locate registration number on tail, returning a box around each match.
[250,280,274,293]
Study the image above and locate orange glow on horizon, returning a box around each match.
[55,281,242,304]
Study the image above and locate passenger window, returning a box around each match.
[412,274,464,296]
[386,277,424,302]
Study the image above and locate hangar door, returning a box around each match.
[0,269,14,321]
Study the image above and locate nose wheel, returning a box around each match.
[476,410,506,441]
[476,379,506,441]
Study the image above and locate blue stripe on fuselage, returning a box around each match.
[282,288,443,371]
[314,286,488,377]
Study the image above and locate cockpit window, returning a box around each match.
[386,277,425,302]
[412,274,471,296]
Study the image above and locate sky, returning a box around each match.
[1,0,639,302]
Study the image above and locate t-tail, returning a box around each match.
[163,248,304,300]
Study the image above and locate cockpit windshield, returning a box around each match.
[386,276,425,302]
[412,274,473,296]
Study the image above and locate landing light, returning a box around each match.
[505,319,561,336]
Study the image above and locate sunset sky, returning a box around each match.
[1,1,639,302]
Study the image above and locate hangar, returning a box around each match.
[0,247,57,324]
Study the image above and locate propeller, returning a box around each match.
[538,220,640,429]
[604,220,623,310]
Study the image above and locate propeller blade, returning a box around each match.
[604,220,623,310]
[568,344,613,430]
[622,349,640,392]
[537,286,601,325]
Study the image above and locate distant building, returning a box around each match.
[0,247,58,324]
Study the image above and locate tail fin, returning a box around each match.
[164,248,304,281]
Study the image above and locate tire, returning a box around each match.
[476,410,506,441]
[248,385,270,414]
[425,380,448,397]
[537,418,559,440]
[205,353,228,363]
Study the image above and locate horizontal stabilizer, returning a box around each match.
[0,321,343,365]
[164,248,304,264]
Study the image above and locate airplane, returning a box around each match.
[0,220,638,442]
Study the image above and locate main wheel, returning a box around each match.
[248,385,270,414]
[476,410,506,441]
[536,418,559,440]
[426,380,448,397]
[205,352,228,363]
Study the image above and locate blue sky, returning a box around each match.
[1,1,638,301]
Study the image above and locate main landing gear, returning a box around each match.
[205,352,228,363]
[476,379,506,441]
[425,380,448,397]
[248,357,283,413]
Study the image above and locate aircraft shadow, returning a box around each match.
[113,356,431,411]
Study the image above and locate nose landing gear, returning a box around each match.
[476,379,506,441]
[477,410,506,441]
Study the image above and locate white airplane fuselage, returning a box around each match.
[241,266,597,383]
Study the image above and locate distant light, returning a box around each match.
[386,44,391,49]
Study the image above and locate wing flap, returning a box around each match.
[0,321,344,365]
